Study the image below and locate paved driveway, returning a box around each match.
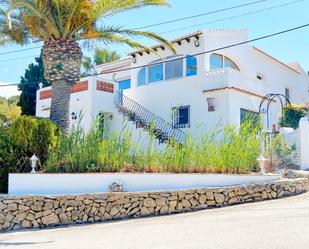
[1,192,309,249]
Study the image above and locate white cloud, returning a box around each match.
[0,82,20,98]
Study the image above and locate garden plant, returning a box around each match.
[45,117,263,174]
[279,104,309,129]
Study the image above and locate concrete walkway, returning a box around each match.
[1,192,309,249]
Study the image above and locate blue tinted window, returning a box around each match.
[186,56,197,76]
[224,57,240,71]
[210,53,223,70]
[166,57,183,80]
[210,53,240,71]
[149,61,163,83]
[138,67,146,86]
[118,79,131,91]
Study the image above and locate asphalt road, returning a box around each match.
[1,192,309,249]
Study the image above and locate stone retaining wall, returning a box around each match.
[0,178,307,232]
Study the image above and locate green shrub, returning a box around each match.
[0,123,17,193]
[280,105,308,129]
[0,117,60,193]
[10,116,61,165]
[265,134,293,168]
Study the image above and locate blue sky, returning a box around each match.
[0,0,308,89]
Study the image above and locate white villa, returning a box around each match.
[36,29,309,144]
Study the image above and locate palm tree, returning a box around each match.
[0,0,175,133]
[94,48,121,66]
[82,48,121,75]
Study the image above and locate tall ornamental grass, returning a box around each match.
[46,117,263,174]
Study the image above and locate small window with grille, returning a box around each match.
[172,105,190,128]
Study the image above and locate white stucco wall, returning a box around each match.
[35,86,51,119]
[8,173,280,195]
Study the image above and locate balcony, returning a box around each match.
[204,68,268,97]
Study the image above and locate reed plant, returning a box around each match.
[45,116,263,174]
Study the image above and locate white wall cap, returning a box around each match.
[279,127,295,136]
[95,57,131,71]
[299,117,309,126]
[201,28,249,34]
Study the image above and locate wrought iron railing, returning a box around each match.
[114,91,186,144]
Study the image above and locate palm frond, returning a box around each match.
[7,0,45,28]
[93,0,169,19]
[0,35,12,45]
[77,25,176,54]
[80,31,163,57]
[118,29,176,54]
[1,0,175,58]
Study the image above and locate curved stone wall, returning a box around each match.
[0,178,307,232]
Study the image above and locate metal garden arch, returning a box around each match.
[259,93,291,130]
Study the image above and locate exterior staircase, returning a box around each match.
[114,91,186,144]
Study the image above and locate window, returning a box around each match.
[149,60,163,83]
[165,56,183,80]
[186,55,197,76]
[207,98,216,112]
[137,55,199,85]
[173,105,190,128]
[224,57,240,71]
[138,67,146,86]
[210,54,223,70]
[118,79,131,92]
[210,53,240,71]
[240,108,260,126]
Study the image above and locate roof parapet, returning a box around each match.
[128,30,203,57]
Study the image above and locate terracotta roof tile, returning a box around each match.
[203,86,276,102]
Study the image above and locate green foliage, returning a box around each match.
[10,116,61,164]
[0,123,16,193]
[1,0,175,54]
[94,49,121,65]
[280,105,308,129]
[0,95,21,123]
[18,54,49,116]
[82,49,121,75]
[81,56,93,75]
[265,134,292,168]
[0,116,61,192]
[46,118,263,174]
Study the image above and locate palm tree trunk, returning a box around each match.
[42,39,82,133]
[50,80,71,134]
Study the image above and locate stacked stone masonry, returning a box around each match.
[0,178,307,232]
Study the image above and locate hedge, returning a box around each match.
[0,116,61,193]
